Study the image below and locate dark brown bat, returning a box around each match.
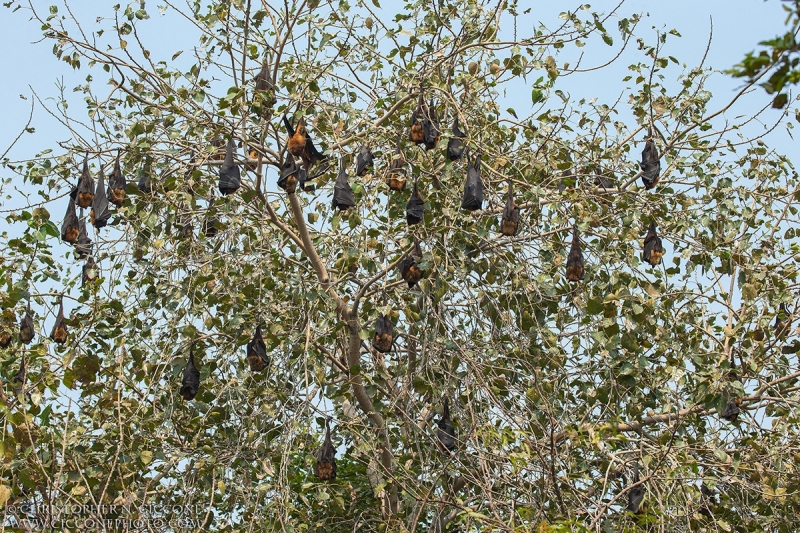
[247,324,268,372]
[640,138,661,190]
[437,397,456,453]
[107,150,127,206]
[316,419,337,480]
[0,311,13,348]
[253,59,277,110]
[76,155,95,208]
[501,181,519,236]
[422,99,440,150]
[643,221,664,266]
[699,483,716,518]
[409,90,426,145]
[19,301,35,344]
[372,314,393,353]
[461,152,483,210]
[720,396,742,422]
[355,145,374,177]
[387,136,408,191]
[332,158,356,210]
[447,117,465,161]
[558,168,574,193]
[12,356,26,398]
[82,257,98,287]
[180,349,200,400]
[594,174,614,190]
[399,238,424,288]
[775,303,791,339]
[90,170,111,229]
[50,296,68,345]
[278,151,300,194]
[565,225,584,282]
[218,138,241,195]
[137,165,152,193]
[210,135,226,161]
[626,464,645,514]
[406,179,424,225]
[61,196,79,244]
[75,218,93,260]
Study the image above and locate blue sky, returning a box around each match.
[0,1,794,163]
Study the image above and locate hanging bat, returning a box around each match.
[437,397,456,453]
[699,483,716,518]
[558,168,574,193]
[90,170,111,229]
[387,136,408,191]
[355,145,374,177]
[137,166,152,193]
[500,181,519,236]
[252,59,277,111]
[245,145,259,173]
[278,151,300,193]
[594,174,614,190]
[447,117,465,161]
[372,314,394,353]
[332,158,356,210]
[406,178,424,225]
[218,137,242,196]
[61,196,80,244]
[82,257,98,286]
[180,349,201,400]
[209,135,226,161]
[19,301,35,344]
[399,238,424,288]
[107,150,127,206]
[461,152,483,210]
[774,303,791,339]
[720,396,742,422]
[283,115,327,171]
[76,155,95,208]
[50,296,68,345]
[0,311,13,348]
[640,138,661,190]
[626,464,645,514]
[422,99,440,150]
[643,221,664,266]
[565,225,584,282]
[316,419,337,480]
[247,324,269,372]
[409,90,426,145]
[75,218,93,260]
[12,356,26,398]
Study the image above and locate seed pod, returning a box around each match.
[180,349,200,401]
[246,325,269,372]
[50,296,68,345]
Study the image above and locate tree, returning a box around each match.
[1,0,799,531]
[729,0,800,109]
